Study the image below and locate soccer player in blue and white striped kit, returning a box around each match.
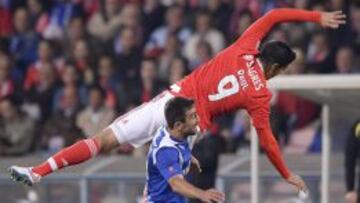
[146,97,225,203]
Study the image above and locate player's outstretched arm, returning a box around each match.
[235,8,346,50]
[168,175,225,203]
[256,124,309,193]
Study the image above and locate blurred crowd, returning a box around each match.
[0,0,360,158]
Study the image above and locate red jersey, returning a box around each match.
[171,9,321,179]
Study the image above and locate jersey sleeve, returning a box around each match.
[233,8,321,53]
[247,91,291,179]
[155,147,183,181]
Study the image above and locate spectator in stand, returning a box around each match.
[306,31,335,73]
[120,3,143,45]
[67,39,96,86]
[82,0,100,18]
[9,7,40,72]
[287,24,308,49]
[63,17,102,58]
[127,58,166,105]
[53,64,87,111]
[41,84,83,151]
[188,40,213,70]
[0,0,12,38]
[228,10,254,42]
[97,56,118,109]
[64,17,87,49]
[145,5,191,54]
[87,0,123,43]
[157,34,182,80]
[41,0,84,40]
[113,27,142,81]
[137,57,166,100]
[142,0,165,42]
[23,39,62,91]
[168,57,188,85]
[184,10,225,63]
[27,0,49,34]
[0,96,36,156]
[68,39,94,72]
[0,54,16,98]
[24,62,59,122]
[326,0,352,49]
[334,46,358,74]
[206,0,232,36]
[77,85,115,138]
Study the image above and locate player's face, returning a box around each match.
[182,106,199,136]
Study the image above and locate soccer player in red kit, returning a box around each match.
[10,8,345,194]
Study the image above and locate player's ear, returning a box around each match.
[267,63,282,78]
[270,63,281,71]
[173,121,184,130]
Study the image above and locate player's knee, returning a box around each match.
[93,128,120,153]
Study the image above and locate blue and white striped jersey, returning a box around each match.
[146,126,192,203]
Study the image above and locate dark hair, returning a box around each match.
[259,41,296,68]
[0,95,20,110]
[89,84,106,98]
[197,40,213,57]
[167,4,182,13]
[98,55,114,66]
[165,97,194,128]
[170,56,189,70]
[196,9,212,20]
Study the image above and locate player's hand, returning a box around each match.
[191,156,202,173]
[200,188,225,203]
[320,10,346,29]
[345,191,357,203]
[285,173,308,192]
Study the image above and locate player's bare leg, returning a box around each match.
[8,127,120,186]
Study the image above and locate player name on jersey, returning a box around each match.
[243,54,265,91]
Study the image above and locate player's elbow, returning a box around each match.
[168,175,184,193]
[264,9,276,18]
[266,8,284,14]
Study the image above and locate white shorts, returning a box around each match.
[109,91,175,147]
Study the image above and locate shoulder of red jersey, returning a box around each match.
[227,37,261,56]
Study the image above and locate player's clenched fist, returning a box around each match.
[200,188,225,203]
[320,10,346,29]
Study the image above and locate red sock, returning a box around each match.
[32,138,100,177]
